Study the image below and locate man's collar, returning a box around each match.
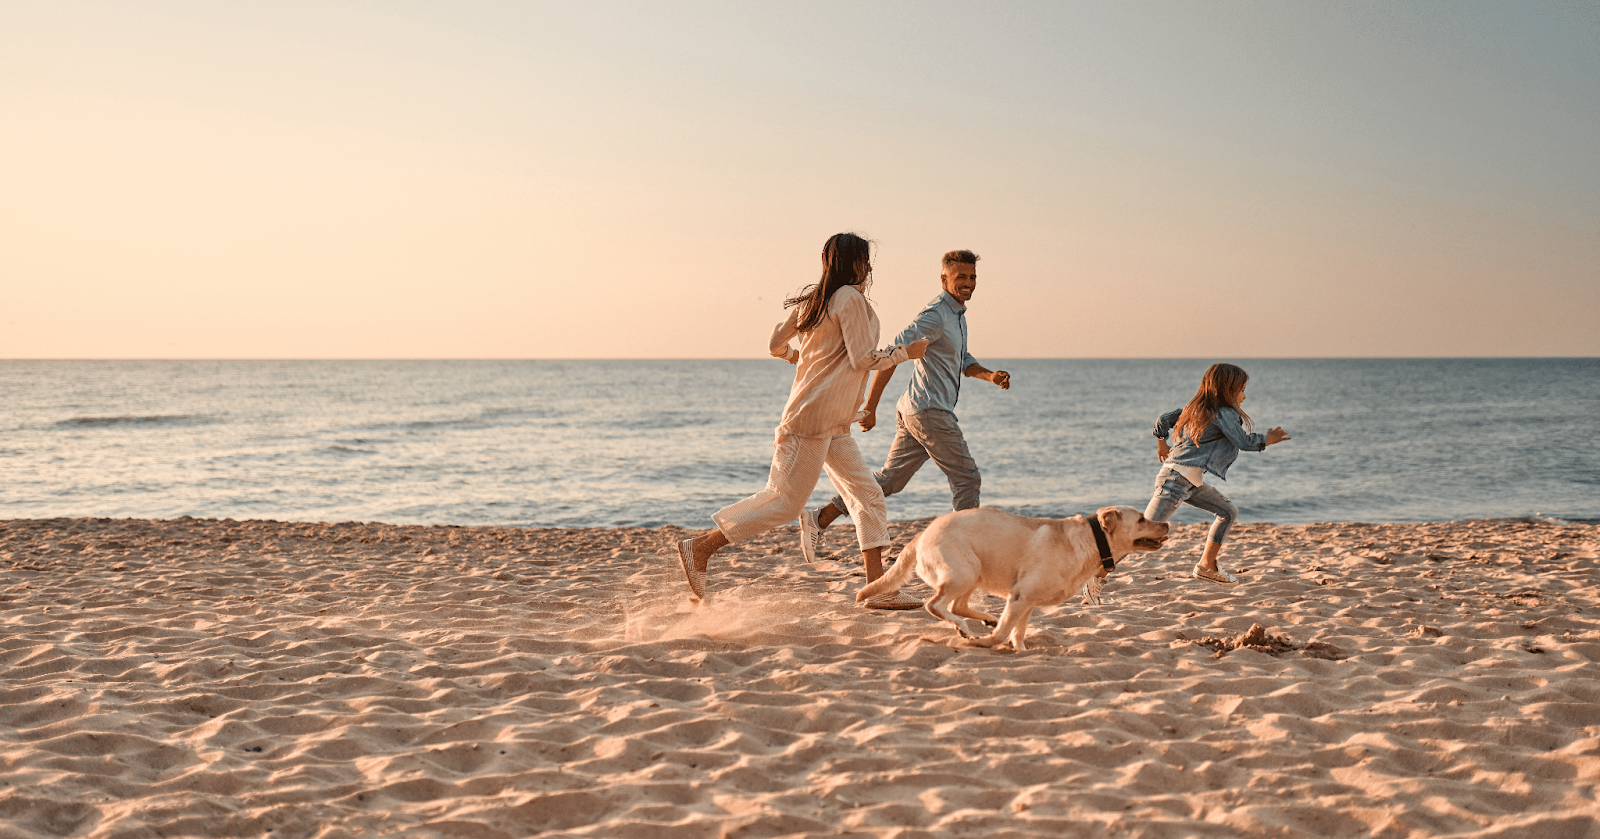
[937,290,967,313]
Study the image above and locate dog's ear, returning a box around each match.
[1096,506,1118,537]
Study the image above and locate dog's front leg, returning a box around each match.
[1007,606,1037,652]
[975,591,1034,651]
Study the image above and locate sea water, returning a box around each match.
[2,359,1595,528]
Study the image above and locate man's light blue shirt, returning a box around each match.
[893,291,980,419]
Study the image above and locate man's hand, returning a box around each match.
[858,407,878,432]
[965,363,1008,389]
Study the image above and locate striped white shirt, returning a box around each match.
[768,285,910,439]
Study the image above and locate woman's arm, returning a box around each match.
[834,289,916,371]
[769,309,800,364]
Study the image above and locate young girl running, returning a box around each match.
[1144,363,1290,586]
[676,232,929,608]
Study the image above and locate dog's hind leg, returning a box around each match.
[950,594,997,627]
[922,584,978,638]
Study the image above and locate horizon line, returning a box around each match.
[4,355,1597,363]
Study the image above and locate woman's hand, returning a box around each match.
[904,338,931,360]
[857,407,877,432]
[1266,427,1291,445]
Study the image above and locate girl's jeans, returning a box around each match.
[1145,465,1238,546]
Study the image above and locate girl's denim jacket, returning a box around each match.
[1153,407,1266,481]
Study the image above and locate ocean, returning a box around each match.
[2,359,1596,529]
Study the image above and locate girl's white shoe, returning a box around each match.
[1193,564,1239,586]
[1081,574,1106,605]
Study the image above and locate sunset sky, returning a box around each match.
[5,1,1597,359]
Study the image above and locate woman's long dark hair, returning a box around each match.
[1174,363,1253,444]
[784,232,872,333]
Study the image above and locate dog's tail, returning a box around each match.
[855,538,919,602]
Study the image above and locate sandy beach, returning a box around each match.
[2,515,1597,838]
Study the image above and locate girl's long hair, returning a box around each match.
[784,232,872,332]
[1173,363,1253,444]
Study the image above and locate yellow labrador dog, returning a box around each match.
[856,506,1169,652]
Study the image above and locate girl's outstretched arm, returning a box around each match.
[1153,408,1183,441]
[1215,408,1269,452]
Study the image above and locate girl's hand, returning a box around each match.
[1157,439,1171,462]
[904,338,931,360]
[1266,427,1290,445]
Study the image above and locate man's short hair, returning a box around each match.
[942,249,980,268]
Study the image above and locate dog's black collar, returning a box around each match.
[1088,517,1115,571]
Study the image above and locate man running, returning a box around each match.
[801,250,1010,602]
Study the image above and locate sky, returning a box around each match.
[4,1,1597,359]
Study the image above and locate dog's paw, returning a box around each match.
[959,618,988,639]
[967,633,1004,649]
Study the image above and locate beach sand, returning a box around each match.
[2,515,1597,838]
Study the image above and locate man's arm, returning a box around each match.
[963,363,1010,390]
[887,304,944,354]
[857,366,897,431]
